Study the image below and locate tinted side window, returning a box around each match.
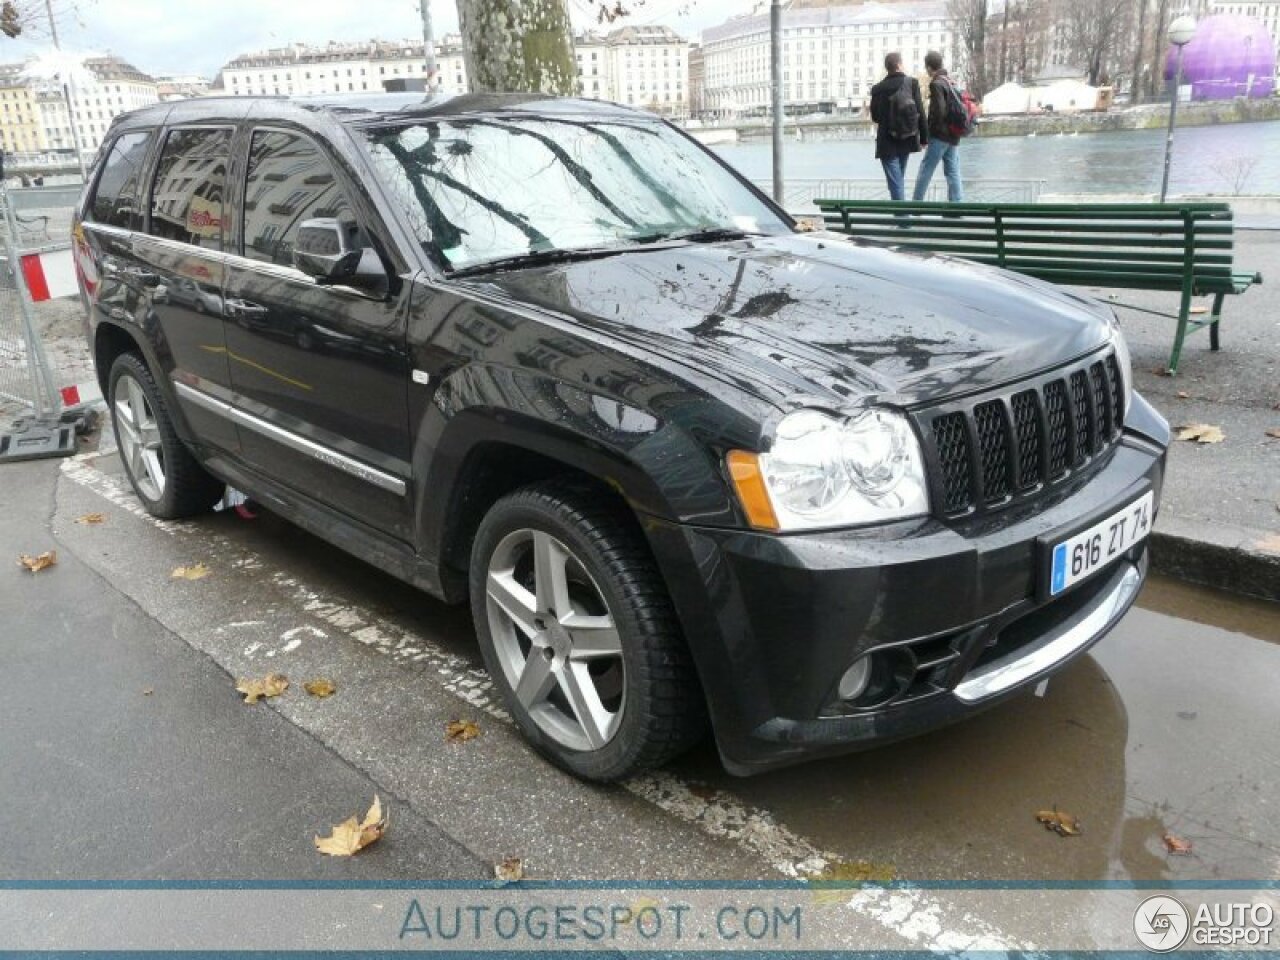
[147,127,231,250]
[88,131,152,229]
[242,130,355,268]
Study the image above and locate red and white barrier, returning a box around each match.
[19,247,78,302]
[59,380,102,409]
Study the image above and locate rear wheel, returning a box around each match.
[108,353,224,519]
[470,482,706,781]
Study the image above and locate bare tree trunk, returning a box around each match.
[998,1,1011,85]
[1148,0,1169,97]
[455,0,577,95]
[1129,0,1149,98]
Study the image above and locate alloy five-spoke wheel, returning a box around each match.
[108,353,225,520]
[485,528,626,752]
[114,370,167,502]
[470,483,706,781]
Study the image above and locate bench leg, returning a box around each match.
[1209,292,1225,351]
[1167,290,1193,375]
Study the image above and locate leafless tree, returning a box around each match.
[949,0,989,97]
[1062,0,1133,86]
[1211,157,1259,195]
[1128,0,1150,98]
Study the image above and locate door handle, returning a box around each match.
[124,267,160,287]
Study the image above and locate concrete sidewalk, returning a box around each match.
[1076,226,1279,600]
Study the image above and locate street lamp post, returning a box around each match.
[1159,15,1196,204]
[770,0,784,205]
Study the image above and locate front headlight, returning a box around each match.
[1108,317,1133,418]
[728,408,930,531]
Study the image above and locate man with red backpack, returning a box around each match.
[912,51,979,202]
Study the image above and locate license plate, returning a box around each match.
[1049,491,1153,596]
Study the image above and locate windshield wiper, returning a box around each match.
[447,245,638,279]
[631,226,760,245]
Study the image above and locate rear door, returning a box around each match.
[221,125,413,539]
[132,125,238,451]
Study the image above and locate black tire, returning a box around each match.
[469,481,707,781]
[108,352,224,519]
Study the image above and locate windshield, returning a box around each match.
[359,114,791,272]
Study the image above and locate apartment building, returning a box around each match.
[217,37,469,97]
[0,63,44,153]
[700,0,954,118]
[0,54,158,158]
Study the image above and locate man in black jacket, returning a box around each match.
[869,52,927,201]
[912,50,965,201]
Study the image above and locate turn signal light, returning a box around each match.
[727,450,780,532]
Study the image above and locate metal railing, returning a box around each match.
[753,177,1047,211]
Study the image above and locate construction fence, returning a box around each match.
[0,183,90,461]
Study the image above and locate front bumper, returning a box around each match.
[645,393,1169,775]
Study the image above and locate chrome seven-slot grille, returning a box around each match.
[923,350,1125,517]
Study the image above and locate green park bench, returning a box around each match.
[812,199,1263,374]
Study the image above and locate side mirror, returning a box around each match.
[294,218,362,282]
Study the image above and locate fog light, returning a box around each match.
[837,656,872,700]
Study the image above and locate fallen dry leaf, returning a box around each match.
[1163,832,1193,855]
[17,550,57,573]
[314,795,386,857]
[1151,366,1173,377]
[1176,423,1225,444]
[1189,305,1208,315]
[75,513,106,525]
[1265,428,1280,440]
[494,856,524,881]
[142,688,154,696]
[1254,533,1280,555]
[304,678,337,698]
[445,719,481,743]
[811,859,897,883]
[236,673,289,704]
[1176,391,1190,399]
[171,563,210,580]
[1036,807,1082,837]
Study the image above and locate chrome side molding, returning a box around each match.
[174,382,407,496]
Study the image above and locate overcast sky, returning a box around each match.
[7,0,751,78]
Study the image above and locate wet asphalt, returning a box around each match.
[1,442,1277,892]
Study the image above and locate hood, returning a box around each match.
[459,232,1114,411]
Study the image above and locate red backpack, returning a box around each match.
[941,78,980,138]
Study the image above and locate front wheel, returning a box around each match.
[108,353,224,519]
[470,483,706,781]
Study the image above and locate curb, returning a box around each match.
[1150,517,1280,603]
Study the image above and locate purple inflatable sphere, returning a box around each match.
[1164,14,1276,100]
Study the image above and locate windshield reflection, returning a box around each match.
[361,115,790,272]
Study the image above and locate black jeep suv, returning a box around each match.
[75,93,1169,779]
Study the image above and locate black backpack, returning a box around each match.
[886,78,920,140]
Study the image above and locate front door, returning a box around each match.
[221,127,412,540]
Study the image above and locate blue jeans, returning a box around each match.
[912,139,963,201]
[880,153,909,201]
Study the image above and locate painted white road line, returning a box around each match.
[59,456,1031,953]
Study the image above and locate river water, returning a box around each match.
[713,118,1280,195]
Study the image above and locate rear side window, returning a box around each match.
[88,131,152,229]
[147,127,231,251]
[242,130,356,268]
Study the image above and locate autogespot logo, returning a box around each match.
[1134,895,1191,952]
